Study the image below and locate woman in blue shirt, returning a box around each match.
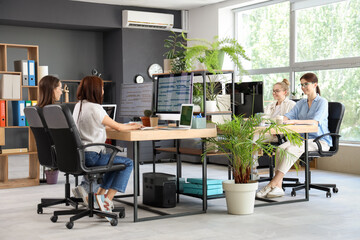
[257,73,332,198]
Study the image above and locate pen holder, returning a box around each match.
[192,117,206,129]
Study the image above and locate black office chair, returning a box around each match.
[283,102,345,198]
[24,106,82,214]
[42,104,125,229]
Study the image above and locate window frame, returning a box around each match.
[234,0,360,143]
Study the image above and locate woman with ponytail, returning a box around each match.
[257,73,332,198]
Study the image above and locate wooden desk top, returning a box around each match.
[106,127,217,142]
[256,124,318,134]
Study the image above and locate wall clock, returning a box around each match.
[147,63,163,78]
[134,74,144,84]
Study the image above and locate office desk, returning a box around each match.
[106,128,217,222]
[255,124,318,207]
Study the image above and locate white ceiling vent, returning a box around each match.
[122,10,174,30]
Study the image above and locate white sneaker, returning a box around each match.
[267,186,285,198]
[72,188,80,198]
[77,185,89,207]
[95,194,113,222]
[256,185,273,198]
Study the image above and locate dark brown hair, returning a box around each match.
[300,72,321,96]
[38,75,60,108]
[76,76,104,104]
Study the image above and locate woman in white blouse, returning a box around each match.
[264,78,296,118]
[252,79,296,179]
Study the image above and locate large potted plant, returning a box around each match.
[182,34,249,112]
[203,114,303,214]
[163,31,187,73]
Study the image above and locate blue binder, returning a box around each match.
[12,101,26,126]
[28,60,36,86]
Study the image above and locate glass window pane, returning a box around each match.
[236,2,289,69]
[296,0,360,62]
[295,68,360,142]
[243,73,290,106]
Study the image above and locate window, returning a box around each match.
[235,0,360,142]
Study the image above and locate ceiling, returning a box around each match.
[72,0,230,10]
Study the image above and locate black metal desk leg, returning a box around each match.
[176,139,181,203]
[304,133,309,201]
[133,141,140,222]
[202,139,207,211]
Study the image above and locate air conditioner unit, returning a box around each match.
[122,10,174,30]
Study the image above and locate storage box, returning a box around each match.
[143,172,176,208]
[183,178,224,196]
[191,117,206,129]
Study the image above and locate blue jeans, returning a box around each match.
[84,151,133,193]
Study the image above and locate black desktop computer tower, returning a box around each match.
[143,172,176,208]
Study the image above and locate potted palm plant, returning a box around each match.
[182,34,249,112]
[202,114,303,214]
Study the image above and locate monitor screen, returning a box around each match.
[226,81,263,117]
[155,73,193,114]
[101,104,117,120]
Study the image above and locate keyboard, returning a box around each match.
[140,127,155,130]
[159,127,191,130]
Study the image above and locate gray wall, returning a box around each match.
[0,0,181,160]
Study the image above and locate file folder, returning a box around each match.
[0,100,5,127]
[28,60,36,86]
[12,75,21,99]
[14,60,29,86]
[31,100,37,106]
[12,101,26,126]
[0,74,13,99]
[25,101,32,126]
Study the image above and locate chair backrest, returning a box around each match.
[327,102,345,152]
[24,106,57,169]
[43,104,83,175]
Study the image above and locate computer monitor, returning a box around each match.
[154,72,193,121]
[226,81,263,117]
[101,104,117,120]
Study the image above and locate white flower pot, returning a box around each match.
[222,180,258,215]
[205,100,217,112]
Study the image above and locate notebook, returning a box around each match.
[102,104,117,120]
[160,104,194,130]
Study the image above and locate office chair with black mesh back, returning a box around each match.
[43,104,125,229]
[24,106,82,214]
[283,102,345,198]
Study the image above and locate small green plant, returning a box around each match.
[163,31,186,59]
[202,114,303,184]
[144,110,152,117]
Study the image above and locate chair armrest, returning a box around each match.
[312,133,341,155]
[78,143,126,174]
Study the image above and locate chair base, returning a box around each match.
[288,183,338,198]
[51,206,125,229]
[37,197,82,214]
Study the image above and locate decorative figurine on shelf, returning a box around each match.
[63,84,69,103]
[91,68,102,78]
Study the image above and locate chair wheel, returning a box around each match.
[119,210,125,219]
[66,221,74,229]
[37,207,43,214]
[50,215,58,223]
[333,187,338,193]
[110,218,118,226]
[326,192,332,198]
[291,190,296,197]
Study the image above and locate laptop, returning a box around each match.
[160,104,194,130]
[102,104,117,120]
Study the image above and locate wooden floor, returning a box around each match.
[0,155,359,240]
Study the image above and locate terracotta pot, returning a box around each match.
[141,116,151,127]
